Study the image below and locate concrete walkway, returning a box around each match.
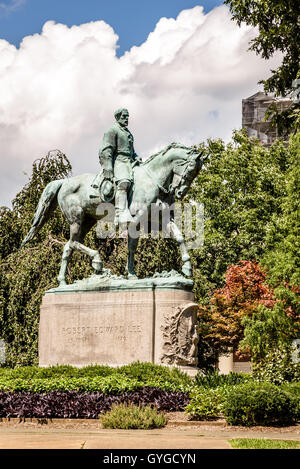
[0,418,300,450]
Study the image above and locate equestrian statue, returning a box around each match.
[21,109,206,286]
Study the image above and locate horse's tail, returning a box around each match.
[21,179,64,247]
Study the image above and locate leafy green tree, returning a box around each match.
[189,130,299,367]
[240,133,300,363]
[224,0,300,131]
[261,133,300,287]
[189,130,288,302]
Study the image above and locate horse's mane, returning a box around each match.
[142,142,193,166]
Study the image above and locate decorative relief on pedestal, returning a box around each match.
[160,302,199,366]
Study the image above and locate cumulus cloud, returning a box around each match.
[0,5,281,206]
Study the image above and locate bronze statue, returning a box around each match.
[21,110,206,287]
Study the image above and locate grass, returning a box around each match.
[229,438,300,449]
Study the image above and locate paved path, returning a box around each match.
[0,425,231,449]
[0,419,299,450]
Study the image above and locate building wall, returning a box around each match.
[242,92,292,145]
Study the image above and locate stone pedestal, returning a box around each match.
[39,274,199,373]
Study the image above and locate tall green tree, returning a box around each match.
[241,132,300,362]
[189,130,289,302]
[189,130,299,368]
[224,0,300,131]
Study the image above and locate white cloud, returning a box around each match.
[0,5,281,206]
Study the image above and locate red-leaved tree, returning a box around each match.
[199,260,276,357]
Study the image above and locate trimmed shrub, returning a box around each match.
[100,403,167,429]
[185,387,229,420]
[0,362,193,386]
[280,382,300,420]
[0,375,142,394]
[223,382,299,426]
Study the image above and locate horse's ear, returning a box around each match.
[193,150,204,160]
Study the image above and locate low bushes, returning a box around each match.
[0,363,299,425]
[0,388,189,419]
[223,382,299,426]
[100,403,167,429]
[185,387,227,420]
[0,375,142,394]
[0,362,193,393]
[0,362,193,385]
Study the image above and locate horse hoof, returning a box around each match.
[93,264,103,274]
[92,256,103,273]
[182,263,192,277]
[128,273,138,280]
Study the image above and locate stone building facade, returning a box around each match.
[242,91,292,144]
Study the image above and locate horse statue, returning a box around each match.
[21,143,205,286]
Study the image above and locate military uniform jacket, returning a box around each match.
[100,122,137,162]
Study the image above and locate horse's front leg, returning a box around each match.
[167,219,192,277]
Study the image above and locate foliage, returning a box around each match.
[224,0,300,131]
[0,362,193,388]
[194,369,252,388]
[100,403,167,429]
[0,375,143,394]
[190,131,289,302]
[0,388,189,419]
[223,381,299,426]
[118,361,193,387]
[0,362,194,394]
[241,302,300,362]
[261,133,300,288]
[251,346,300,385]
[199,260,275,355]
[229,438,300,450]
[191,132,300,364]
[239,134,300,361]
[185,386,229,420]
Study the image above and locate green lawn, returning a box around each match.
[229,438,300,449]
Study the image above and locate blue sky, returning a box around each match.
[0,0,223,55]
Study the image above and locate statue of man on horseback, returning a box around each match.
[99,108,142,226]
[21,109,207,286]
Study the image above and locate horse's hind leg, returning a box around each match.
[57,240,73,286]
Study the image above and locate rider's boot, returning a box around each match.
[114,187,134,226]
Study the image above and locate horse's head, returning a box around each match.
[170,146,205,200]
[142,142,206,200]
